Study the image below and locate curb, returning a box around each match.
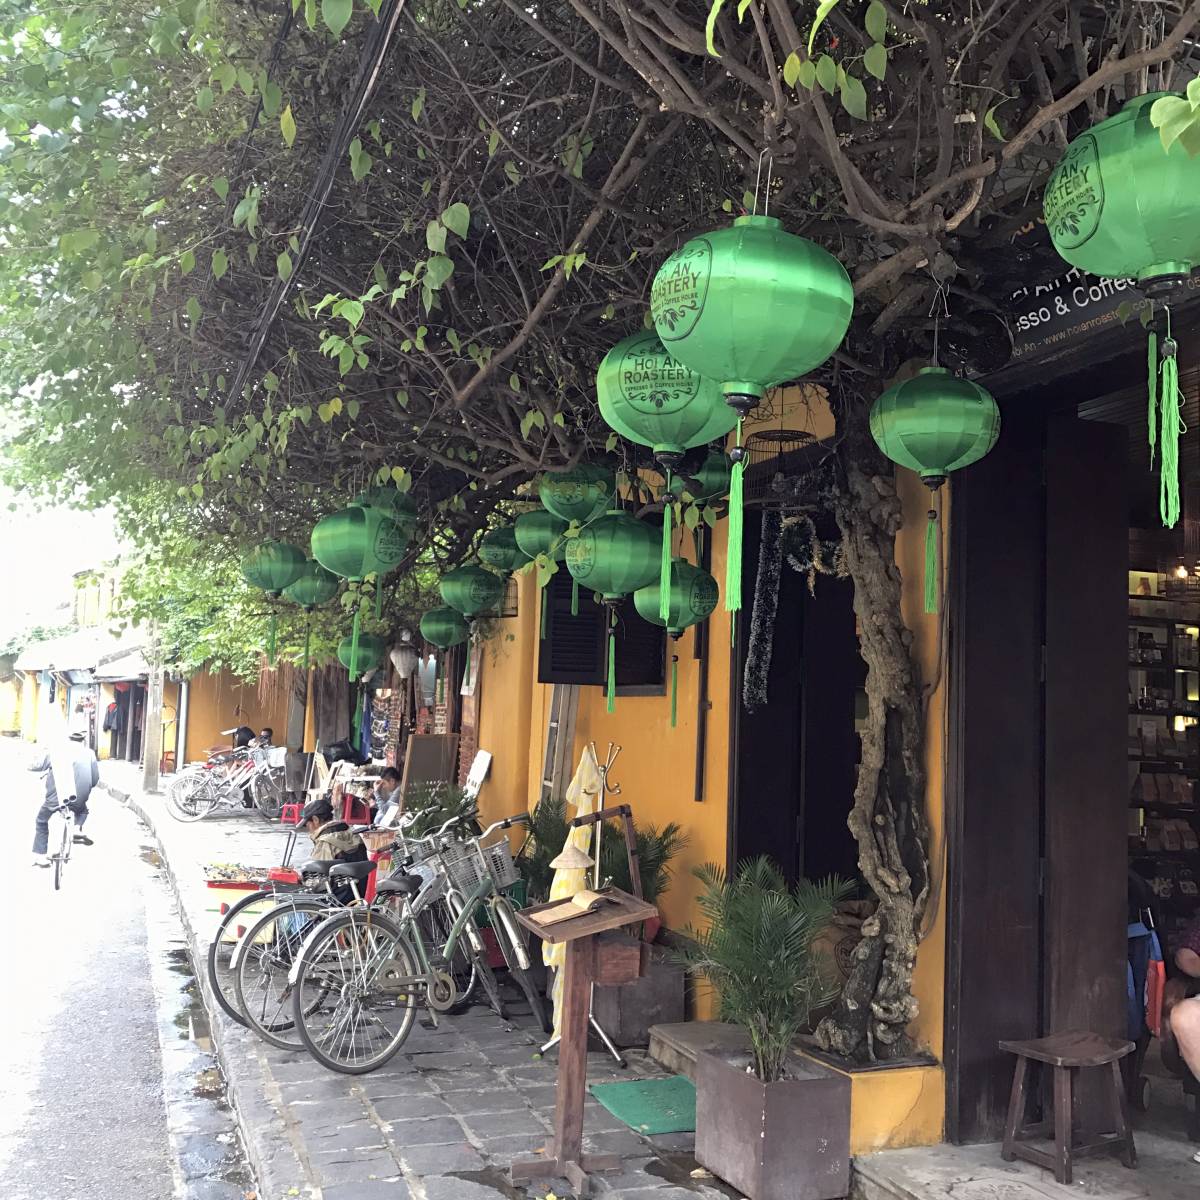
[117,783,319,1200]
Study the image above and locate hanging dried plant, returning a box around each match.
[781,514,846,593]
[743,510,782,713]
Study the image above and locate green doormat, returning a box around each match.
[589,1075,696,1135]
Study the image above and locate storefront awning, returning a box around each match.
[93,649,150,681]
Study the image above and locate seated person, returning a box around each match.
[296,796,368,904]
[255,726,273,748]
[232,725,255,749]
[373,766,403,827]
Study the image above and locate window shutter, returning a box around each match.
[613,597,666,688]
[537,569,605,684]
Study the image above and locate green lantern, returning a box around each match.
[354,486,419,536]
[634,559,719,728]
[1044,93,1200,528]
[337,632,387,677]
[241,541,306,666]
[565,510,659,713]
[515,509,568,560]
[869,367,1000,614]
[538,464,612,525]
[478,525,531,574]
[650,214,853,615]
[680,449,731,503]
[420,605,470,706]
[284,560,340,674]
[440,564,505,617]
[597,330,735,622]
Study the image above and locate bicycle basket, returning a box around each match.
[440,842,485,894]
[483,839,520,891]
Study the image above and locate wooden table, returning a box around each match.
[511,888,658,1195]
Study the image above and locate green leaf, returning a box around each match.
[212,249,229,280]
[797,59,817,89]
[509,372,521,393]
[212,176,229,201]
[605,433,619,453]
[783,52,802,88]
[705,0,727,57]
[865,0,887,43]
[426,221,448,254]
[411,88,425,121]
[196,86,214,113]
[441,202,470,238]
[262,81,282,117]
[321,0,352,37]
[280,104,297,147]
[186,296,201,324]
[425,255,454,288]
[983,104,1006,142]
[864,42,887,81]
[815,54,837,94]
[276,250,293,281]
[807,0,841,54]
[840,74,868,120]
[180,249,196,275]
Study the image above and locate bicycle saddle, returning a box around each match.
[374,873,421,898]
[328,860,377,884]
[298,859,334,878]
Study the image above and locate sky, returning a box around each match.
[0,490,123,637]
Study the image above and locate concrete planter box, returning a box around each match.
[591,950,685,1048]
[695,1048,850,1200]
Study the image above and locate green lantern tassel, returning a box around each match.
[606,613,616,714]
[571,578,579,617]
[349,606,361,679]
[267,612,277,666]
[463,638,471,689]
[435,658,443,706]
[540,587,548,639]
[374,575,383,620]
[1160,335,1182,529]
[924,502,940,615]
[302,622,311,676]
[660,473,673,624]
[1148,328,1159,468]
[726,423,745,614]
[670,655,678,729]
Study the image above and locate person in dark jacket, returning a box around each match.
[31,724,100,867]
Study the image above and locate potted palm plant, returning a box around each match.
[676,858,853,1200]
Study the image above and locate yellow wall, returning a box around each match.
[184,668,290,762]
[96,683,115,759]
[0,676,21,735]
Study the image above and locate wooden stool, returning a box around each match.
[1000,1031,1137,1184]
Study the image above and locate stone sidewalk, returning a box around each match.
[106,765,726,1200]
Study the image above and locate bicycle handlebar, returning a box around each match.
[477,811,530,839]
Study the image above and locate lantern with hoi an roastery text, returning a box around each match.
[598,330,735,622]
[538,464,611,525]
[478,525,531,574]
[439,564,505,618]
[353,486,419,538]
[634,559,719,728]
[869,367,1000,615]
[650,214,853,615]
[1044,92,1200,528]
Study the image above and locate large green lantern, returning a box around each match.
[869,367,1000,614]
[420,606,470,705]
[634,559,719,728]
[313,504,410,676]
[1043,93,1200,528]
[538,464,612,525]
[515,509,568,560]
[241,541,306,665]
[478,525,531,574]
[650,214,853,615]
[597,330,736,622]
[283,560,340,674]
[354,486,419,537]
[565,510,659,713]
[337,632,387,678]
[440,564,505,617]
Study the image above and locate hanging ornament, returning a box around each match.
[389,630,421,680]
[337,633,387,677]
[1044,93,1200,528]
[680,448,732,504]
[598,330,735,623]
[419,606,469,705]
[633,559,719,728]
[353,486,420,536]
[241,541,307,666]
[312,504,410,676]
[478,525,532,574]
[651,214,853,615]
[869,367,1000,614]
[565,510,660,714]
[439,564,505,617]
[538,463,612,525]
[514,509,568,561]
[283,559,340,674]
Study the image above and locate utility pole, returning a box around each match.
[142,625,164,794]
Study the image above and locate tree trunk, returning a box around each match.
[814,395,930,1062]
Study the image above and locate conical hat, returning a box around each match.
[549,845,594,870]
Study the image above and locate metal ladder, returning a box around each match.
[538,683,580,809]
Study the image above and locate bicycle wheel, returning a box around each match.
[491,896,550,1032]
[421,897,478,1011]
[250,768,285,821]
[165,772,219,822]
[234,896,332,1050]
[443,887,507,1020]
[291,909,420,1074]
[206,887,280,1027]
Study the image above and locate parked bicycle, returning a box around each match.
[165,745,286,822]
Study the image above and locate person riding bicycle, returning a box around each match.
[31,719,100,868]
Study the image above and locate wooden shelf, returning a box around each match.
[1129,707,1200,718]
[1130,801,1198,815]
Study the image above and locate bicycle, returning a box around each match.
[45,799,82,892]
[165,746,286,822]
[288,812,546,1074]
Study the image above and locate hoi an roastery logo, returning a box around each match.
[1044,135,1104,249]
[651,239,712,340]
[618,331,702,415]
[564,529,596,578]
[689,572,719,619]
[373,520,408,566]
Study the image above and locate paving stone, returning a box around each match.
[323,1183,413,1200]
[475,1132,555,1163]
[408,1049,491,1070]
[385,1115,470,1147]
[441,1088,533,1116]
[181,1180,253,1200]
[422,1174,525,1200]
[460,1109,548,1140]
[645,1132,696,1153]
[585,1129,661,1158]
[427,1067,507,1092]
[590,1157,664,1193]
[395,1141,488,1175]
[515,1083,559,1110]
[372,1092,454,1122]
[311,1152,403,1186]
[481,1044,552,1067]
[359,1074,438,1100]
[504,1063,560,1083]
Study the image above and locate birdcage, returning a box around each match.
[742,430,836,512]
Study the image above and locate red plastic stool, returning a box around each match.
[280,802,302,825]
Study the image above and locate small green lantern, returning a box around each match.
[1044,93,1200,528]
[420,606,470,705]
[440,564,505,617]
[869,367,1000,614]
[241,541,306,665]
[284,560,340,674]
[353,486,419,537]
[597,330,735,622]
[650,214,853,615]
[565,510,660,713]
[515,509,568,560]
[337,633,387,677]
[634,559,719,728]
[538,464,612,525]
[478,525,531,574]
